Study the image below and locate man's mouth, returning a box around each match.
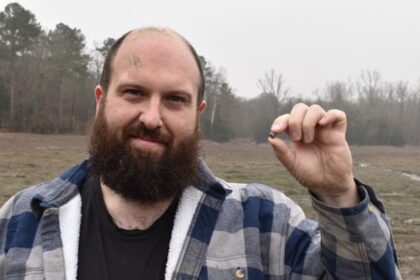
[125,123,171,151]
[136,135,163,144]
[129,134,168,151]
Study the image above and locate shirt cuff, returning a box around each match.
[310,179,388,239]
[310,179,369,215]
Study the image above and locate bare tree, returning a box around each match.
[324,80,353,103]
[257,69,290,104]
[208,70,225,136]
[357,70,382,102]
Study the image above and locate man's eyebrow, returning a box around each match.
[115,83,147,91]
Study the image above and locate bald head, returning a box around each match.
[99,27,205,103]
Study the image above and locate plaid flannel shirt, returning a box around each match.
[0,159,401,279]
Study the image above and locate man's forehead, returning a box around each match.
[123,27,188,53]
[115,28,193,66]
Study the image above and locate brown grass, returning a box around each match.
[1,133,419,279]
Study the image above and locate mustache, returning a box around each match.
[124,122,172,145]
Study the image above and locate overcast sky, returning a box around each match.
[3,0,420,99]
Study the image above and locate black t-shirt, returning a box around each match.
[77,174,178,280]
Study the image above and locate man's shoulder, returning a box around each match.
[1,178,68,219]
[1,160,89,218]
[1,180,52,214]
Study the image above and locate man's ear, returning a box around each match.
[198,100,206,113]
[94,86,104,117]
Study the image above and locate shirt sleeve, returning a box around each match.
[284,180,401,279]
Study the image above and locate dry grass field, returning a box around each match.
[1,132,419,279]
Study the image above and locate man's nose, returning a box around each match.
[138,98,163,130]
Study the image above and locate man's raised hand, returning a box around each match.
[268,103,359,207]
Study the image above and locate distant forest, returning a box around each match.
[1,2,419,145]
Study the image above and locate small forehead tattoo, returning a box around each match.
[131,54,141,67]
[269,131,276,138]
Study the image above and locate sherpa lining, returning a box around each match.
[165,186,203,280]
[59,194,82,280]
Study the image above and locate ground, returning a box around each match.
[1,132,419,279]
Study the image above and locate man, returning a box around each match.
[0,27,400,279]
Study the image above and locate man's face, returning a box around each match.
[89,31,206,203]
[95,31,206,157]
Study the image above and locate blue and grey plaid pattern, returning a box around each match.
[0,159,400,279]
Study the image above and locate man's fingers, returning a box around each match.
[302,104,326,143]
[268,137,295,169]
[269,114,295,170]
[288,103,308,141]
[270,114,289,134]
[269,105,347,146]
[319,109,347,132]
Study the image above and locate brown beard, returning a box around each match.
[88,100,201,204]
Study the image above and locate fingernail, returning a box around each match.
[271,124,279,131]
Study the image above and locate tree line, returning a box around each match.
[1,2,419,145]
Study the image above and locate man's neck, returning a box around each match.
[100,182,175,230]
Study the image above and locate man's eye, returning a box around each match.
[125,89,142,96]
[167,95,186,103]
